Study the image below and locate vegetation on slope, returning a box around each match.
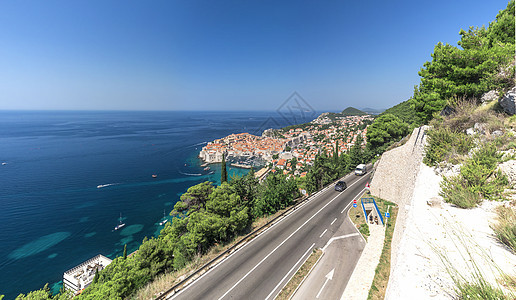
[379,99,421,128]
[305,135,369,194]
[491,205,516,253]
[366,113,410,156]
[415,2,515,298]
[341,106,368,116]
[412,0,515,123]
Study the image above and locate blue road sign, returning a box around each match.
[385,212,390,218]
[353,203,357,208]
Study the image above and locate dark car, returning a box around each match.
[335,181,347,192]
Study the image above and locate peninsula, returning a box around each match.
[199,112,374,177]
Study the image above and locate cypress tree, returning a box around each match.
[334,140,339,163]
[93,267,99,284]
[123,244,127,259]
[221,153,227,183]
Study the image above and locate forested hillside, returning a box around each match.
[366,0,514,156]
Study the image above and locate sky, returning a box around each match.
[0,0,511,112]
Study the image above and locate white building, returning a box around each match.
[63,254,112,293]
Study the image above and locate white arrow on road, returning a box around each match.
[316,268,334,298]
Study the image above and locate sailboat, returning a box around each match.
[159,209,168,226]
[114,213,126,231]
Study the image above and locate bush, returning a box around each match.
[424,127,474,166]
[460,144,508,199]
[440,175,482,208]
[359,223,370,237]
[491,205,516,252]
[440,144,509,208]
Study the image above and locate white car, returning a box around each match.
[355,164,367,176]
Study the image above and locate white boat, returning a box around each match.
[1,162,7,165]
[159,209,168,226]
[97,183,114,189]
[114,213,125,230]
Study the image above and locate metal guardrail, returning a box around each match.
[372,199,384,225]
[155,172,358,300]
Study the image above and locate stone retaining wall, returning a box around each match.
[369,125,428,271]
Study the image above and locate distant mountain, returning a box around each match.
[341,107,367,116]
[361,107,385,115]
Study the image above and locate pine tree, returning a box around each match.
[123,244,127,259]
[221,153,227,183]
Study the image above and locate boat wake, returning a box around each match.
[191,141,208,147]
[97,183,119,189]
[178,171,202,176]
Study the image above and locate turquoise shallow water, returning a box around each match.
[0,110,317,298]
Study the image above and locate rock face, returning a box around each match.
[499,160,516,187]
[499,87,516,115]
[481,90,498,103]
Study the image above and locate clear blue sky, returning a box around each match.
[0,0,511,111]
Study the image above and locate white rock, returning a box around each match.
[481,90,499,103]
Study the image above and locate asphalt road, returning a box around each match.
[168,172,371,300]
[292,210,365,299]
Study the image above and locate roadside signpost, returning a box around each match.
[385,205,391,227]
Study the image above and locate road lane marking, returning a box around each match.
[316,268,335,298]
[170,176,370,300]
[218,190,345,300]
[264,243,315,300]
[319,229,328,238]
[322,233,360,251]
[331,218,337,225]
[342,188,366,214]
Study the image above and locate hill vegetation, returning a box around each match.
[379,99,421,127]
[341,107,367,116]
[411,1,515,123]
[411,2,515,298]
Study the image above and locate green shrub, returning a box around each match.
[460,144,508,199]
[359,223,370,237]
[440,175,482,208]
[440,144,509,208]
[455,280,508,300]
[424,127,474,166]
[491,205,516,252]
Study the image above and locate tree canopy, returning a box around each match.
[411,0,515,123]
[366,113,409,154]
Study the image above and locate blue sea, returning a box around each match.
[0,110,318,299]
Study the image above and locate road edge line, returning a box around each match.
[264,243,315,300]
[288,248,325,300]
